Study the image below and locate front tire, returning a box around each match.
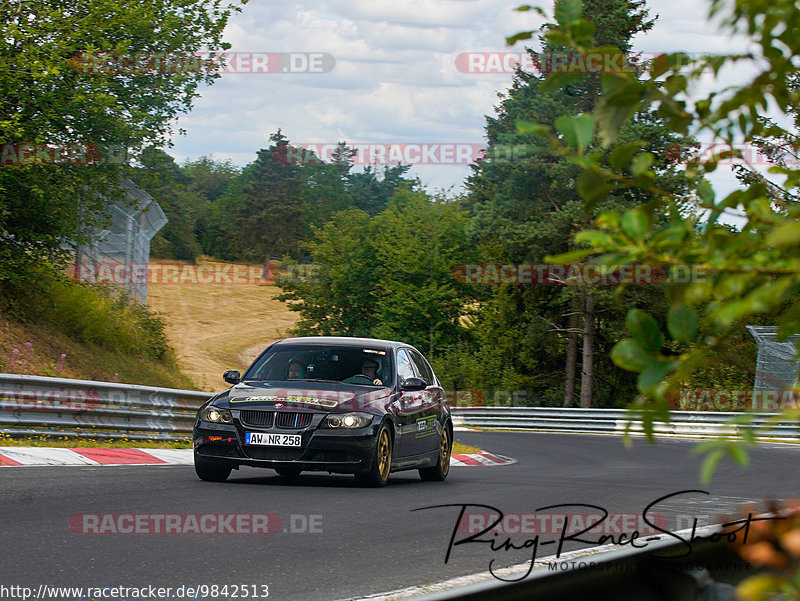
[355,423,392,487]
[194,456,231,482]
[419,426,451,482]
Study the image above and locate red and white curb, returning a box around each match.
[449,451,516,467]
[0,447,191,467]
[0,447,516,468]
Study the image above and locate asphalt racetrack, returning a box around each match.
[1,431,798,600]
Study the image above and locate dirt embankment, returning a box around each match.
[0,314,195,389]
[146,261,298,391]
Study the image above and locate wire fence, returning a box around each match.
[747,325,800,391]
[73,179,166,303]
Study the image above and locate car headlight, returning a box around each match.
[201,406,233,424]
[322,412,373,429]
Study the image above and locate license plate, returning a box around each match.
[245,432,302,447]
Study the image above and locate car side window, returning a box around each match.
[396,349,417,383]
[409,349,434,386]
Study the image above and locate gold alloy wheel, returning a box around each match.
[377,428,391,480]
[440,429,450,475]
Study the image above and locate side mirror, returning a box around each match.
[400,377,427,392]
[223,370,241,385]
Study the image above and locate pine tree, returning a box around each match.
[230,130,306,261]
[465,0,695,406]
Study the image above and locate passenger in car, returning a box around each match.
[287,361,303,379]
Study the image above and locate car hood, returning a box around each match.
[212,381,394,413]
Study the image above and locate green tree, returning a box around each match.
[183,156,240,204]
[278,188,474,358]
[348,164,417,215]
[0,0,243,285]
[370,189,473,357]
[193,137,422,262]
[182,156,240,256]
[227,130,305,261]
[508,0,800,463]
[464,0,694,406]
[129,147,202,261]
[278,209,377,335]
[299,161,355,230]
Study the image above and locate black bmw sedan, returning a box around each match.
[193,336,452,486]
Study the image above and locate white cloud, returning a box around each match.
[321,0,499,29]
[169,0,782,195]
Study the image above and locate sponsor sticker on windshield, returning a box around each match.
[363,349,386,356]
[230,395,339,408]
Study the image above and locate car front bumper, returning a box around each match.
[193,418,380,474]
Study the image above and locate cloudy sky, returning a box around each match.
[169,0,759,196]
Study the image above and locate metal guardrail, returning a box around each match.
[1,374,798,442]
[451,406,800,440]
[406,531,752,601]
[0,373,211,441]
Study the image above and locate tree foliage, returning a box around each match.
[189,132,419,262]
[509,0,800,465]
[464,0,695,405]
[129,148,203,261]
[277,189,474,358]
[0,0,243,284]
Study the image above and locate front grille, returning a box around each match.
[276,412,313,429]
[239,410,274,427]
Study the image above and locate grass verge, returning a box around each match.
[0,433,191,448]
[452,441,482,454]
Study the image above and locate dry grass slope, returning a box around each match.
[146,260,298,391]
[0,314,195,389]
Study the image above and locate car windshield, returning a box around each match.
[243,344,393,386]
